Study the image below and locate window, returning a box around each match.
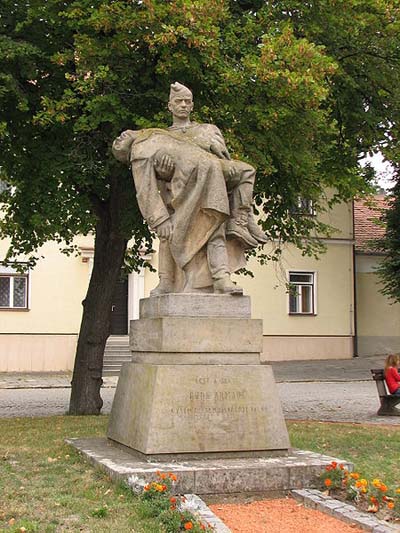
[290,198,316,216]
[288,271,316,315]
[0,267,29,309]
[0,179,10,194]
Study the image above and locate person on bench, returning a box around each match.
[384,354,400,396]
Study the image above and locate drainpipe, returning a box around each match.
[352,199,359,357]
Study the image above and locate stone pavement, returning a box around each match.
[0,355,387,389]
[0,355,398,424]
[2,378,398,424]
[0,372,118,389]
[271,355,387,383]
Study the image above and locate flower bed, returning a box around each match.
[136,471,216,532]
[320,461,400,526]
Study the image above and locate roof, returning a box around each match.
[354,195,388,253]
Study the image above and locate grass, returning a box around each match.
[0,416,399,532]
[0,416,161,532]
[288,420,400,486]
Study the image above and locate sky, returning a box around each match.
[363,152,395,191]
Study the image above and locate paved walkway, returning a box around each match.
[1,380,398,424]
[0,355,387,389]
[0,355,398,424]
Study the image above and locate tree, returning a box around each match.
[1,0,399,413]
[376,173,400,303]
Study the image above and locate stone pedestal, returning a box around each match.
[107,294,290,457]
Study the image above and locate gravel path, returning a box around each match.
[278,380,400,424]
[209,498,365,533]
[0,387,115,418]
[1,381,399,424]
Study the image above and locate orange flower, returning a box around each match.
[339,464,345,470]
[144,484,150,491]
[379,484,388,492]
[370,496,378,504]
[350,472,360,480]
[184,522,193,530]
[170,497,177,504]
[388,502,395,510]
[169,473,178,481]
[159,472,167,480]
[331,461,338,469]
[324,479,332,487]
[325,465,333,472]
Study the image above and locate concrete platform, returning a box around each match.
[139,293,251,319]
[66,437,353,495]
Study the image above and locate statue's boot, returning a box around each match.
[226,208,258,248]
[207,226,244,295]
[213,275,243,295]
[150,278,174,296]
[151,241,175,296]
[247,213,268,244]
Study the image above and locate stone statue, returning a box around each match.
[113,82,267,296]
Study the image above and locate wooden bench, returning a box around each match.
[371,369,400,416]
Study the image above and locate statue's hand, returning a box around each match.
[210,139,230,160]
[225,161,239,182]
[155,218,173,242]
[154,154,175,181]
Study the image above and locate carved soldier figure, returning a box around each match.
[113,82,267,296]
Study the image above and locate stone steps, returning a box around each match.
[103,335,130,376]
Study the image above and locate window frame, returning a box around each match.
[287,270,317,316]
[0,266,30,311]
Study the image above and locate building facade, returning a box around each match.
[354,196,400,356]
[0,196,397,372]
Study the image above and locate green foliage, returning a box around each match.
[2,0,398,265]
[375,175,400,303]
[137,474,214,531]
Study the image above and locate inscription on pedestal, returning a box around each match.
[171,377,253,420]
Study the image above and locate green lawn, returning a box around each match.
[289,420,400,486]
[0,416,399,532]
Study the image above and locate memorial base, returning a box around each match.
[107,362,290,456]
[66,437,354,495]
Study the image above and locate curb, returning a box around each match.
[292,488,399,532]
[126,476,230,532]
[182,494,231,533]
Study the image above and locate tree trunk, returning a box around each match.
[69,212,127,415]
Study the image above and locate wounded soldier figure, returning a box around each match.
[113,82,267,296]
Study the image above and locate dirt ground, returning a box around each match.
[209,497,365,533]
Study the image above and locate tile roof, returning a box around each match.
[354,195,388,253]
